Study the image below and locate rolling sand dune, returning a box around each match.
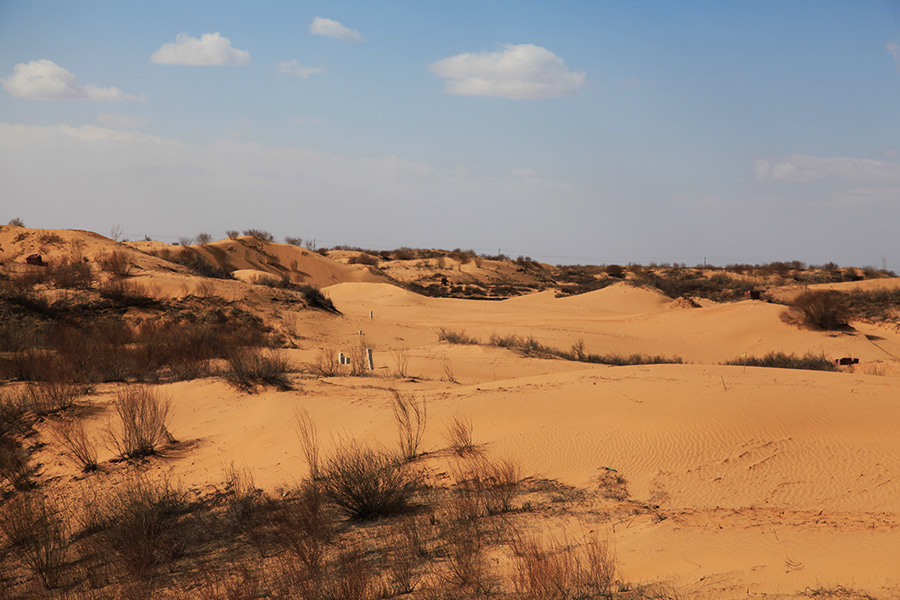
[5,228,900,598]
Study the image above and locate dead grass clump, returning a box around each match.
[49,416,98,472]
[784,290,850,330]
[438,328,480,345]
[0,492,70,589]
[389,387,427,461]
[444,413,476,455]
[105,385,172,459]
[317,443,418,521]
[224,347,292,393]
[725,351,838,372]
[294,407,321,480]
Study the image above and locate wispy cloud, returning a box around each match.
[428,44,585,99]
[2,60,144,101]
[95,113,148,130]
[151,32,250,66]
[754,155,900,184]
[277,60,325,79]
[310,17,363,42]
[887,42,900,72]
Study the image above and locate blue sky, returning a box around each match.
[2,1,899,266]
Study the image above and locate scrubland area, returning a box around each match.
[1,224,899,599]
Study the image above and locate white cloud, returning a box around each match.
[887,42,900,72]
[277,60,325,79]
[428,44,586,99]
[151,32,250,66]
[95,113,147,130]
[2,60,144,101]
[754,155,900,184]
[310,17,363,42]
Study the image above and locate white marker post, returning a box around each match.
[366,348,374,371]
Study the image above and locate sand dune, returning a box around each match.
[6,228,900,598]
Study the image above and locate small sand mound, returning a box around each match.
[668,296,700,310]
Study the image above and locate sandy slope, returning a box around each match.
[10,235,899,598]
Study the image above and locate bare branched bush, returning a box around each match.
[223,462,260,526]
[268,484,334,575]
[438,328,479,345]
[392,347,410,378]
[317,442,418,520]
[0,393,32,490]
[461,455,521,515]
[224,347,292,393]
[284,236,303,246]
[22,379,83,415]
[242,229,274,242]
[89,475,188,579]
[436,513,496,596]
[784,290,850,330]
[385,516,429,595]
[49,416,98,472]
[511,533,616,599]
[105,385,172,459]
[443,413,475,455]
[388,387,427,461]
[309,346,343,377]
[0,492,69,589]
[348,339,369,377]
[294,407,321,480]
[97,250,134,277]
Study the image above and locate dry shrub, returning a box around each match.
[444,413,475,455]
[309,346,343,377]
[454,455,521,515]
[785,290,850,330]
[267,484,334,573]
[97,277,152,305]
[294,407,321,480]
[47,257,94,289]
[97,250,134,278]
[224,347,292,393]
[435,511,497,596]
[0,492,69,589]
[441,354,456,383]
[88,475,188,579]
[384,516,429,595]
[223,462,260,526]
[511,534,616,600]
[389,387,427,461]
[348,339,369,377]
[105,385,172,459]
[22,379,84,415]
[317,442,418,521]
[49,416,98,472]
[0,393,32,491]
[392,347,410,378]
[438,328,479,345]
